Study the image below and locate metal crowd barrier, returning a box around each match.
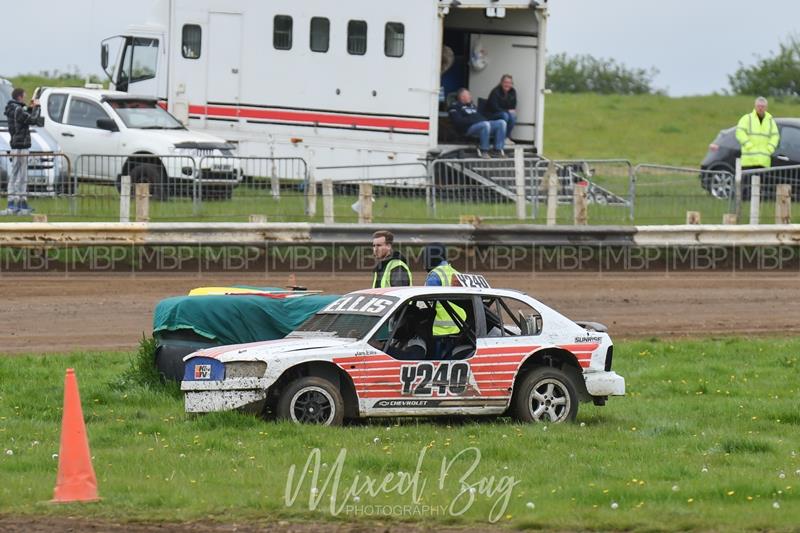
[0,151,74,216]
[0,150,794,225]
[533,158,633,223]
[633,164,736,225]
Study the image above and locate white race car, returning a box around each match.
[182,277,625,425]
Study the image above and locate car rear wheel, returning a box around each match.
[277,376,344,426]
[512,367,578,423]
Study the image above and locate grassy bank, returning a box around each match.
[1,337,798,531]
[542,93,800,166]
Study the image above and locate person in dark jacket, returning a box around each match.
[2,88,41,215]
[371,230,412,288]
[485,74,517,144]
[448,88,506,158]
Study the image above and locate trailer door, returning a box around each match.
[207,13,242,106]
[468,34,537,143]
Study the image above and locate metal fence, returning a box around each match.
[738,164,800,224]
[532,159,633,223]
[0,154,309,221]
[632,164,736,225]
[0,151,796,225]
[0,151,74,215]
[312,162,429,222]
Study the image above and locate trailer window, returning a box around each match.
[347,20,367,55]
[274,15,293,50]
[182,25,201,59]
[310,17,329,53]
[384,22,404,58]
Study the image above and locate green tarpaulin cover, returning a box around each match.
[152,288,339,346]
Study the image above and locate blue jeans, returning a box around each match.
[465,120,506,151]
[492,111,516,138]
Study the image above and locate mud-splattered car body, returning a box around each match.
[182,285,625,425]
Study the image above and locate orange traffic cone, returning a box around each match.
[51,368,100,503]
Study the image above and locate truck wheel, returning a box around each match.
[277,376,344,426]
[130,162,169,201]
[512,367,578,423]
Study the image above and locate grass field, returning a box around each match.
[543,94,800,166]
[1,338,798,531]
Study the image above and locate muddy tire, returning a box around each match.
[277,376,344,426]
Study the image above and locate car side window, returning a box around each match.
[47,93,68,123]
[372,297,475,361]
[778,126,800,155]
[66,98,111,129]
[481,297,542,337]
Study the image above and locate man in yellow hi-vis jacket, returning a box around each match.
[736,96,780,170]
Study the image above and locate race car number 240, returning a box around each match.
[400,362,470,396]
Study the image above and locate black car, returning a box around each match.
[700,117,800,200]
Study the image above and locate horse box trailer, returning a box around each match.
[101,0,548,173]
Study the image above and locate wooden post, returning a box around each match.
[135,183,150,222]
[119,175,131,223]
[322,179,334,224]
[573,182,588,225]
[685,211,701,225]
[514,147,526,220]
[359,183,373,224]
[249,214,267,223]
[546,161,558,226]
[305,166,317,218]
[776,184,792,224]
[749,174,760,225]
[270,160,280,200]
[722,213,737,225]
[459,215,482,225]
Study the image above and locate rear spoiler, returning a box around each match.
[575,321,608,333]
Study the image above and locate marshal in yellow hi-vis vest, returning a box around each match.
[736,108,779,168]
[372,258,412,288]
[430,264,467,336]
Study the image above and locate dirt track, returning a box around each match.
[1,272,798,355]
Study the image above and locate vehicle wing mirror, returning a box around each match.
[96,118,119,132]
[101,44,109,71]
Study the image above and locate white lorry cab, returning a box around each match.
[100,0,549,173]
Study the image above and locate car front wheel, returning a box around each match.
[277,376,344,426]
[707,164,734,199]
[513,367,578,423]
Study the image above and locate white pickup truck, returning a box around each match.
[39,87,240,200]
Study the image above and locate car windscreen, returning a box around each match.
[108,100,184,129]
[291,294,400,338]
[0,85,11,125]
[292,313,380,339]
